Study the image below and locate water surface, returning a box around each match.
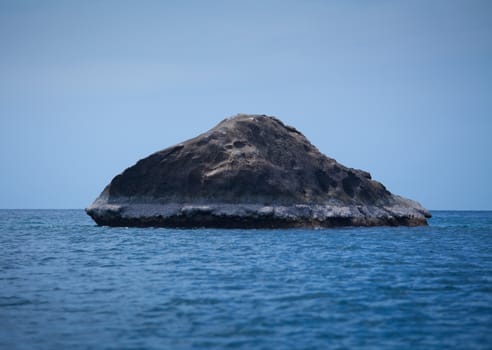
[1,210,491,349]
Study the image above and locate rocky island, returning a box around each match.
[86,114,431,228]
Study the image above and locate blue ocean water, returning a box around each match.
[0,210,491,350]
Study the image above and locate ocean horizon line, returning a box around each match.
[1,208,491,212]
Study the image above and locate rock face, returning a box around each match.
[86,114,431,228]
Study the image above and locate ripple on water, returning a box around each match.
[0,210,491,350]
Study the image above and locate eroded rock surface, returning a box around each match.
[86,114,431,228]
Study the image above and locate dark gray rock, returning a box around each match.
[86,114,431,228]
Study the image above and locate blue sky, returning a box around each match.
[0,0,491,209]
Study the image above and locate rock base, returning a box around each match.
[86,202,429,228]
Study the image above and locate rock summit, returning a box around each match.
[86,114,431,228]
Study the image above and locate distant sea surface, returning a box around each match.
[1,210,491,350]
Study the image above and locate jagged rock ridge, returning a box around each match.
[86,114,431,228]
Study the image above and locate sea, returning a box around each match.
[0,210,491,350]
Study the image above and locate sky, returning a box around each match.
[0,0,491,210]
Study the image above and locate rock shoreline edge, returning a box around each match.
[86,200,430,229]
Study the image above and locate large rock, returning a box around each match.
[86,114,431,228]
